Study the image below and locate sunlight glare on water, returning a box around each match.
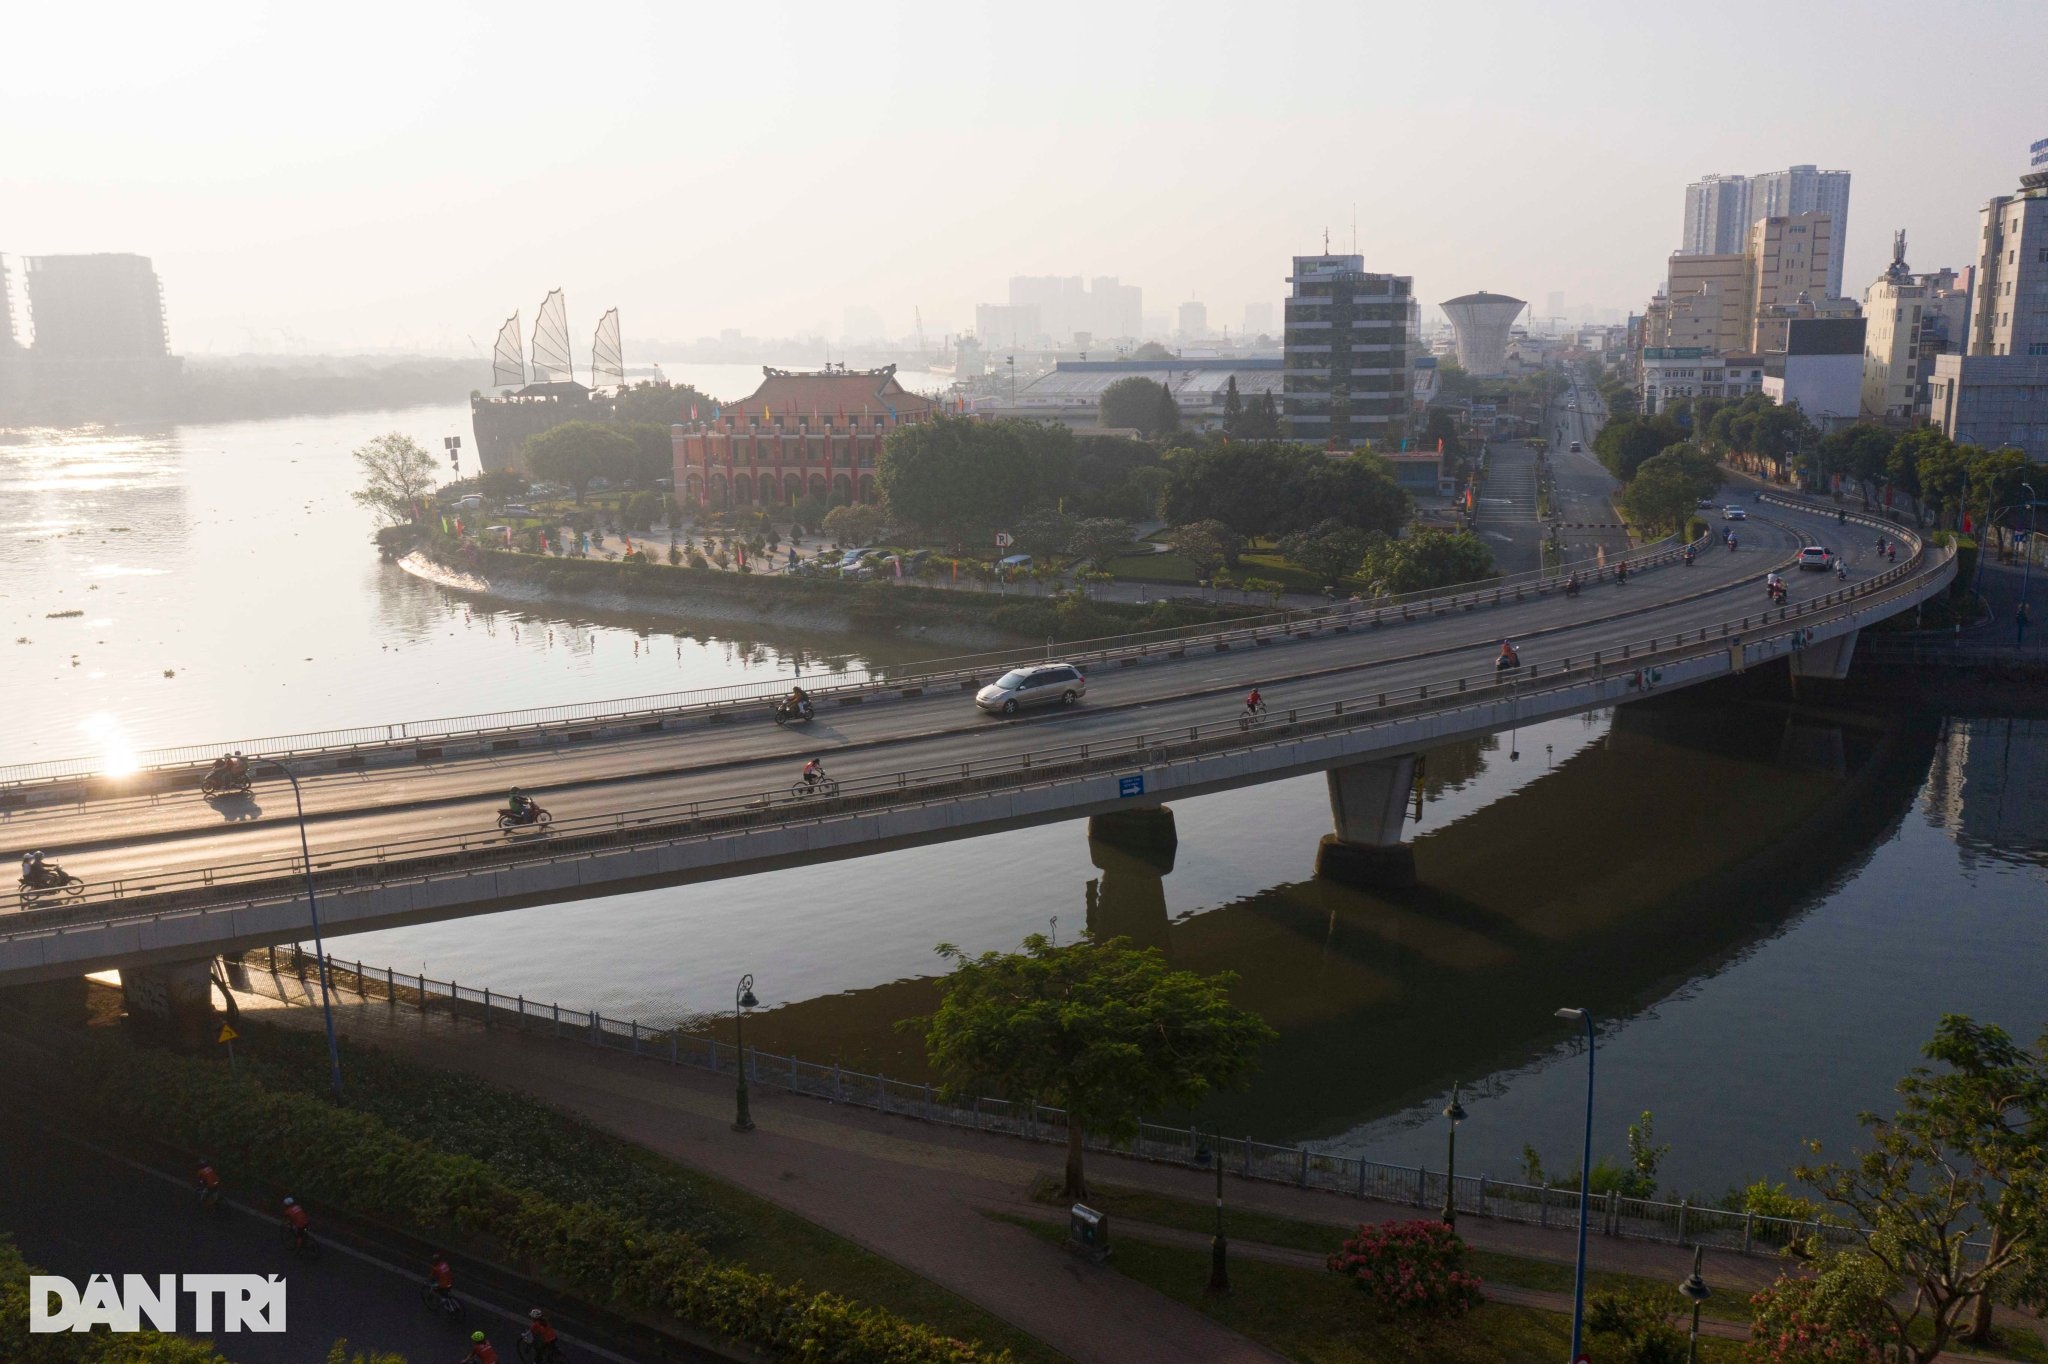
[79,712,139,777]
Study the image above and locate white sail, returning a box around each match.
[530,289,574,383]
[591,307,624,389]
[490,311,525,387]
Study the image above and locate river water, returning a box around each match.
[4,398,2043,1197]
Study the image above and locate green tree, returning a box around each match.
[1593,413,1686,483]
[1621,445,1717,534]
[819,502,886,546]
[876,416,1073,544]
[474,468,529,501]
[1068,517,1133,567]
[1160,442,1409,541]
[1744,1250,1900,1364]
[909,935,1274,1198]
[610,378,716,427]
[619,421,678,486]
[1358,529,1497,595]
[1166,519,1241,579]
[1794,1015,2048,1361]
[1220,375,1244,436]
[1241,390,1283,440]
[348,432,440,526]
[523,421,637,502]
[1013,508,1074,557]
[1968,447,2043,552]
[1129,340,1174,361]
[1100,375,1168,432]
[1278,518,1371,588]
[1149,381,1182,437]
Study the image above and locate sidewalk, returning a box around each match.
[238,988,2040,1363]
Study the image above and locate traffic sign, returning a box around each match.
[216,1022,239,1044]
[995,531,1013,548]
[1118,774,1145,799]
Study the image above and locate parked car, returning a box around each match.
[974,663,1087,716]
[1796,546,1834,571]
[501,504,533,517]
[1723,506,1748,521]
[996,553,1034,572]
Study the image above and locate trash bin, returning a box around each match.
[1068,1203,1110,1262]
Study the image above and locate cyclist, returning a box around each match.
[802,758,826,788]
[461,1330,499,1364]
[525,1309,563,1362]
[280,1196,311,1249]
[196,1159,221,1207]
[428,1251,455,1308]
[1244,688,1264,717]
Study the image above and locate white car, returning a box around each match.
[1722,506,1748,521]
[1796,546,1834,571]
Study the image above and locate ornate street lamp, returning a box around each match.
[1555,1007,1597,1364]
[1440,1083,1467,1226]
[1678,1245,1712,1364]
[733,974,759,1132]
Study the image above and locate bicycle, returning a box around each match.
[788,777,840,800]
[517,1329,568,1363]
[1237,704,1266,731]
[195,1182,222,1215]
[279,1221,322,1261]
[420,1282,466,1323]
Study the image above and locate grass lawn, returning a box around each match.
[1100,539,1359,594]
[998,1215,1743,1364]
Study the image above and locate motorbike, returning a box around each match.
[771,698,815,727]
[1495,653,1521,674]
[1767,582,1788,604]
[18,866,85,902]
[1835,563,1848,581]
[200,768,252,798]
[1563,578,1580,597]
[497,804,553,832]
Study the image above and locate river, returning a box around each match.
[4,399,2043,1197]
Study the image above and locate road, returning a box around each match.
[0,490,1911,927]
[0,1104,571,1363]
[1545,373,1637,565]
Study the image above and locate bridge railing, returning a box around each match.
[8,533,1950,932]
[233,944,1966,1263]
[0,527,1714,790]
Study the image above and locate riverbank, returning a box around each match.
[402,540,1253,650]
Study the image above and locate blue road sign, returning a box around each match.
[1118,774,1145,799]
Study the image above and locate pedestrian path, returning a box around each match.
[236,988,2042,1363]
[1474,444,1542,575]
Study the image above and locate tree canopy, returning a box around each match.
[1620,442,1718,534]
[876,416,1076,544]
[1357,528,1497,595]
[1099,376,1178,436]
[1160,442,1410,541]
[349,432,440,526]
[523,421,638,502]
[1592,412,1687,483]
[908,934,1274,1198]
[1278,519,1372,588]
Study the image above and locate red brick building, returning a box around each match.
[671,365,938,509]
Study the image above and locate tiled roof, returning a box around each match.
[733,366,936,418]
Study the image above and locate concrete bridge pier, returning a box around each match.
[1788,627,1859,681]
[1086,824,1176,955]
[1086,806,1178,874]
[120,957,221,1046]
[1315,756,1419,891]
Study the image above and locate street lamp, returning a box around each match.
[259,758,344,1104]
[1555,1006,1596,1364]
[2019,481,2037,650]
[1440,1083,1467,1226]
[1201,1135,1230,1295]
[1678,1245,1712,1364]
[732,973,759,1132]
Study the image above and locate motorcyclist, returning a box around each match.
[1614,560,1629,584]
[461,1330,500,1364]
[1728,533,1739,551]
[196,1159,221,1206]
[1838,508,1847,524]
[504,788,535,822]
[228,750,248,782]
[207,753,234,785]
[1564,572,1580,596]
[1496,639,1521,670]
[1887,543,1897,563]
[802,758,826,788]
[1835,560,1848,580]
[1682,546,1695,565]
[785,685,812,720]
[20,850,49,889]
[524,1310,563,1362]
[281,1196,311,1248]
[1766,571,1783,592]
[428,1252,455,1307]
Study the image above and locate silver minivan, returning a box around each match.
[974,663,1087,715]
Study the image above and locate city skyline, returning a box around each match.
[1,0,2037,354]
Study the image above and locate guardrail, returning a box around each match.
[6,534,1949,935]
[0,528,1710,791]
[233,945,1979,1263]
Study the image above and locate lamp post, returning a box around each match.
[732,973,759,1132]
[260,758,344,1104]
[1678,1245,1711,1364]
[1201,1137,1229,1295]
[1555,1006,1596,1364]
[1441,1083,1467,1226]
[2019,481,2037,650]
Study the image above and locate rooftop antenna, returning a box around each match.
[1323,226,1330,253]
[1351,202,1357,253]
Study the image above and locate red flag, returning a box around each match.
[1963,512,1974,534]
[1437,437,1445,453]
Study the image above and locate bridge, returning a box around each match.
[0,489,1952,1027]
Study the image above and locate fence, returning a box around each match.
[233,945,1970,1264]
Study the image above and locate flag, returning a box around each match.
[690,404,699,421]
[1437,438,1444,453]
[763,404,772,423]
[1963,512,1974,534]
[711,403,722,421]
[888,404,897,422]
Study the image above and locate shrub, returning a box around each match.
[1588,1286,1688,1364]
[1325,1219,1483,1319]
[1744,1252,1899,1364]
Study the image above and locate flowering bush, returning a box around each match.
[1325,1219,1484,1318]
[1744,1253,1900,1364]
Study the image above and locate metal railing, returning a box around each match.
[4,535,1950,938]
[0,528,1714,790]
[233,945,1980,1263]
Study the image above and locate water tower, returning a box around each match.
[1439,291,1527,376]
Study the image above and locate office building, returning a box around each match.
[973,303,1040,349]
[1641,348,1766,414]
[1661,253,1752,353]
[1860,232,1971,421]
[24,253,170,358]
[1177,300,1208,340]
[998,275,1143,347]
[1283,254,1412,448]
[1748,213,1838,352]
[1930,158,2048,459]
[1680,174,1755,256]
[1762,317,1866,430]
[1439,291,1526,376]
[0,254,18,353]
[1751,166,1853,298]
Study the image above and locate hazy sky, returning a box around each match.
[5,0,2040,353]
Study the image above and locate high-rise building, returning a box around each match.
[1748,213,1838,352]
[1930,159,2048,460]
[973,303,1040,348]
[0,254,18,352]
[1439,291,1526,375]
[24,253,170,358]
[1750,166,1852,297]
[995,275,1141,346]
[1177,300,1207,340]
[1860,232,1970,421]
[1283,254,1412,448]
[1243,301,1275,337]
[1681,174,1754,256]
[1662,253,1752,353]
[1090,277,1143,342]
